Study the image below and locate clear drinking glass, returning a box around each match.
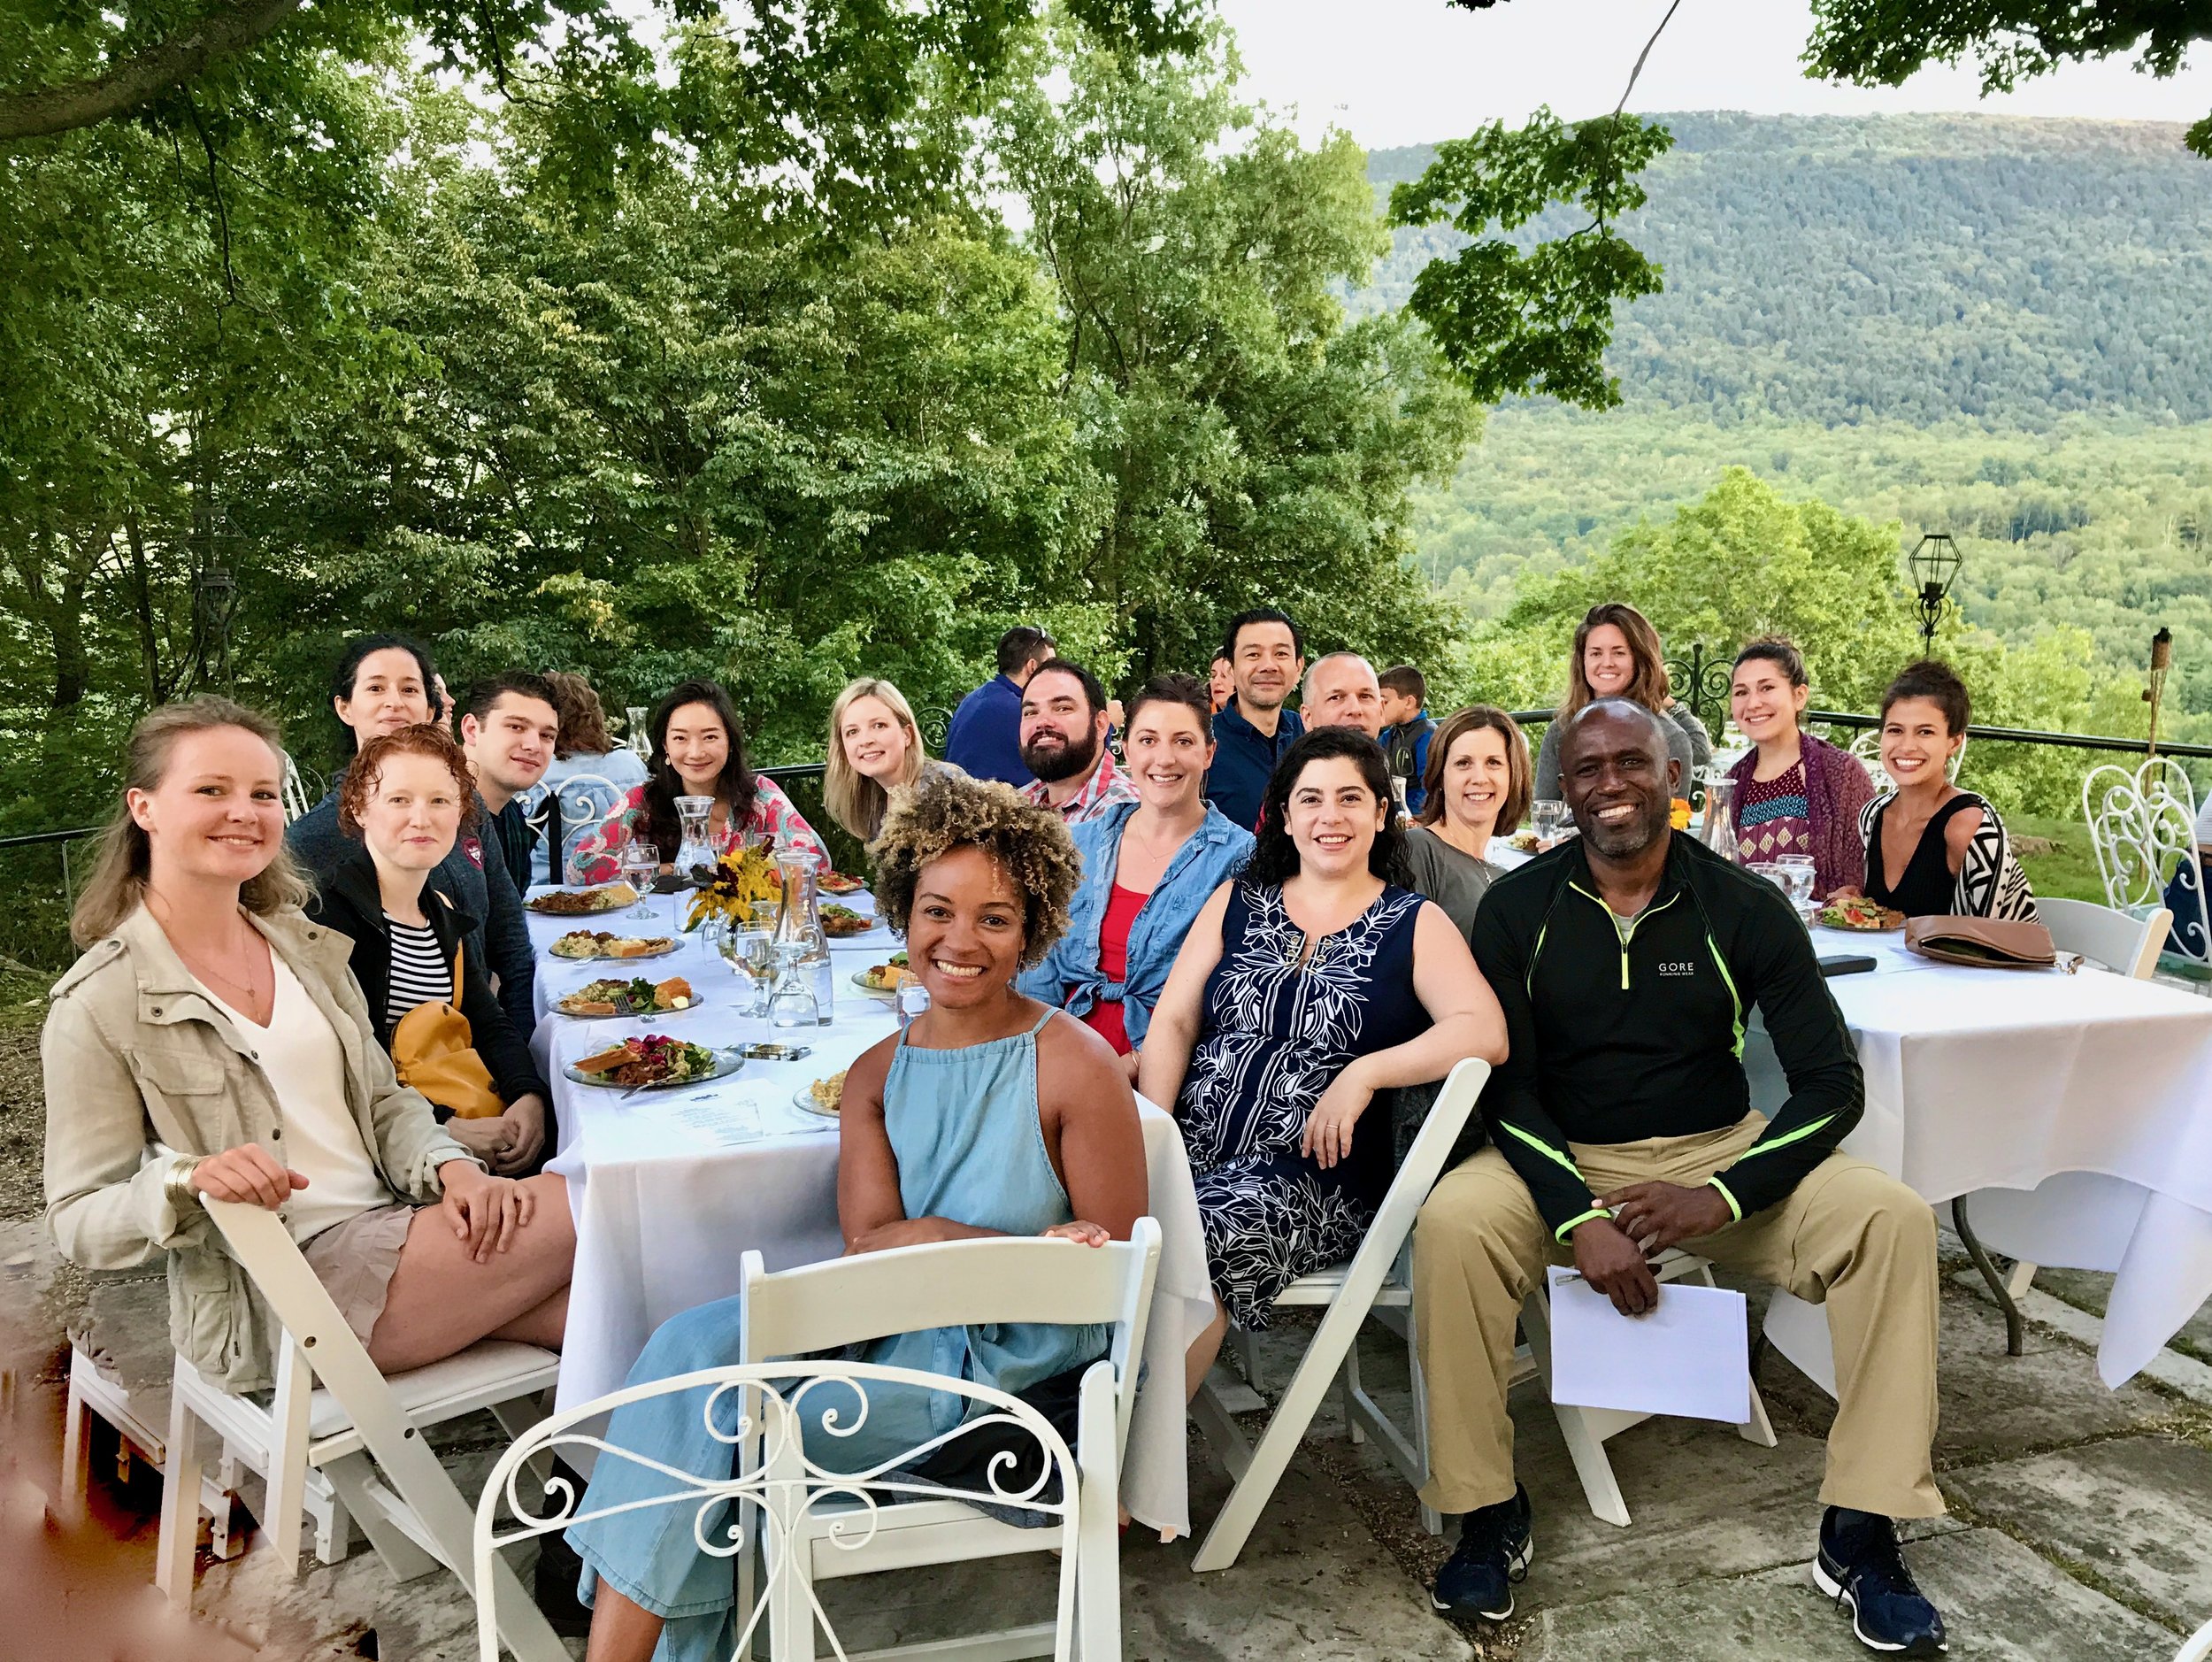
[622,842,661,919]
[1776,855,1817,921]
[1532,799,1567,847]
[766,943,820,1027]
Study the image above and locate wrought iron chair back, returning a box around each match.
[518,770,625,884]
[2082,758,2208,966]
[280,754,319,824]
[472,1361,1083,1662]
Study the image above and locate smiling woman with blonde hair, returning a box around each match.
[821,676,966,844]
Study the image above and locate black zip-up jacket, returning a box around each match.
[306,847,551,1121]
[1470,831,1863,1239]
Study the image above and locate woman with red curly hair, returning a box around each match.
[308,726,554,1176]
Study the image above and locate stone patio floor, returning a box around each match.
[4,1211,2208,1662]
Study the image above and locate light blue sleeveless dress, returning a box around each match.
[566,1005,1101,1662]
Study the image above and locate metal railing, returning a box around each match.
[1505,707,2212,761]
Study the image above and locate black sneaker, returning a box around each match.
[1430,1484,1533,1623]
[1813,1507,1948,1656]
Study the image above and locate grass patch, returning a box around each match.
[2008,812,2110,904]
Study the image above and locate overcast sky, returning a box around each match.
[1213,0,2212,149]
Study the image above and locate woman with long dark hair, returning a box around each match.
[570,679,826,881]
[1724,636,1876,898]
[1532,602,1711,800]
[1138,727,1505,1395]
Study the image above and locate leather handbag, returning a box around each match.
[391,937,506,1118]
[1903,914,2058,970]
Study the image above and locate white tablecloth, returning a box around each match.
[523,888,1213,1536]
[1748,927,2212,1387]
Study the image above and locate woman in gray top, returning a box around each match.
[1402,706,1532,941]
[1530,601,1711,800]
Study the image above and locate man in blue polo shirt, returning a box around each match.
[944,625,1056,787]
[1203,607,1305,832]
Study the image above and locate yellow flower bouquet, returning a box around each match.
[686,842,782,932]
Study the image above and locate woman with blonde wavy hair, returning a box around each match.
[43,696,572,1404]
[821,675,966,844]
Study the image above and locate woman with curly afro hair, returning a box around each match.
[1140,726,1507,1399]
[565,769,1148,1662]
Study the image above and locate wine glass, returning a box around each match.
[766,943,820,1027]
[1532,799,1567,848]
[621,842,662,919]
[626,705,652,763]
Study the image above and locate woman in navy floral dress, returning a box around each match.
[1141,727,1507,1392]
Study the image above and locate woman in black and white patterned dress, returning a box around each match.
[1140,727,1506,1396]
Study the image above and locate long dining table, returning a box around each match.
[520,883,1216,1538]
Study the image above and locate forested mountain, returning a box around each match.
[1369,112,2212,721]
[1365,113,2212,429]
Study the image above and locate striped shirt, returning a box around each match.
[386,914,454,1028]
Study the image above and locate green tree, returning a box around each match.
[995,12,1480,681]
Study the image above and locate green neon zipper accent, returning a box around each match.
[1555,1206,1610,1243]
[1567,881,1679,992]
[1525,918,1550,999]
[1708,1176,1744,1222]
[1501,1120,1586,1181]
[1705,930,1746,1056]
[1732,1112,1839,1164]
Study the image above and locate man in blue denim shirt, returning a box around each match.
[1204,608,1306,833]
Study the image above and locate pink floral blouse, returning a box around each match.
[569,779,828,884]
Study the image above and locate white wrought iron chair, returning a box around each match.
[475,1361,1092,1662]
[1188,1058,1488,1571]
[519,769,626,886]
[735,1222,1160,1660]
[155,1196,567,1662]
[2177,1613,2212,1662]
[2081,759,2208,967]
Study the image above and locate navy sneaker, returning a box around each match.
[1431,1484,1533,1623]
[1813,1507,1948,1656]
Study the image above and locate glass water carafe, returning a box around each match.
[1699,773,1738,861]
[673,794,718,886]
[772,843,834,1024]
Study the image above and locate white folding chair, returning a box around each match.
[2083,759,2208,967]
[62,1338,261,1558]
[475,1359,1090,1662]
[2177,1614,2212,1662]
[735,1222,1159,1661]
[155,1197,568,1662]
[1516,1248,1777,1527]
[1188,1058,1490,1572]
[280,753,316,824]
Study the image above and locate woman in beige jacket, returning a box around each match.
[42,697,572,1394]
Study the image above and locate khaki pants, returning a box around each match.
[1412,1112,1944,1520]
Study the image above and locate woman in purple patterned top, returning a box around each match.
[1724,637,1875,899]
[571,679,826,882]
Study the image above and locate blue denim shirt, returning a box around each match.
[1018,801,1255,1049]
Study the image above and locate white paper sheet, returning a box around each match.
[1546,1265,1751,1425]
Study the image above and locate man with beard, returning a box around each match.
[1205,608,1306,832]
[1017,658,1139,825]
[1302,652,1386,741]
[1413,699,1947,1658]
